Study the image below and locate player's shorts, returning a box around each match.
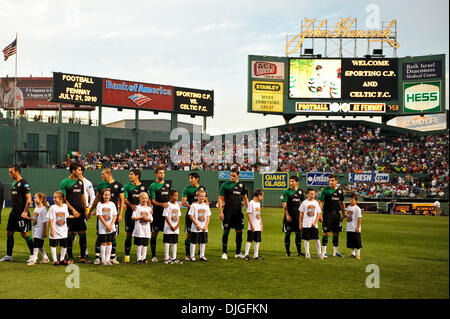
[99,233,115,243]
[190,232,208,244]
[247,230,262,243]
[222,209,244,231]
[6,210,31,233]
[163,234,179,244]
[49,238,68,247]
[151,212,165,233]
[322,210,342,233]
[282,213,300,233]
[101,220,120,236]
[302,227,319,240]
[67,216,87,232]
[134,237,149,246]
[33,238,45,249]
[125,210,134,234]
[347,231,362,249]
[185,212,193,234]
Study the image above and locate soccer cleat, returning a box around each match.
[172,259,183,264]
[333,252,344,257]
[136,260,142,264]
[356,255,361,260]
[67,259,74,264]
[305,253,311,259]
[27,260,37,266]
[102,260,112,266]
[53,261,60,266]
[323,253,328,258]
[110,258,120,265]
[234,253,245,259]
[253,256,263,261]
[40,258,50,264]
[199,256,208,262]
[26,256,34,263]
[151,257,158,263]
[319,254,324,260]
[124,256,130,263]
[61,259,69,266]
[94,257,101,265]
[221,253,228,260]
[142,259,149,264]
[185,256,192,261]
[164,259,173,264]
[0,255,13,262]
[79,258,90,264]
[350,255,356,258]
[244,255,251,261]
[285,251,291,257]
[190,256,196,262]
[297,252,305,257]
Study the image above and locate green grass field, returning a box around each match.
[0,207,448,299]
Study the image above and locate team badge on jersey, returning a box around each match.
[239,184,243,188]
[166,184,170,188]
[114,185,118,189]
[79,181,82,185]
[18,183,21,187]
[141,187,145,191]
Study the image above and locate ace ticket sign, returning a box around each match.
[52,72,103,106]
[173,87,214,116]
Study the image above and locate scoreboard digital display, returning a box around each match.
[52,72,103,106]
[51,73,214,116]
[248,54,445,116]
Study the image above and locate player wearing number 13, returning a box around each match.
[0,165,34,262]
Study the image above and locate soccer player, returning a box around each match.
[123,168,148,263]
[345,194,362,259]
[188,189,211,262]
[48,191,80,266]
[218,167,249,259]
[88,168,124,264]
[181,172,208,261]
[244,189,264,261]
[80,166,95,259]
[59,162,88,264]
[299,188,323,259]
[132,192,153,264]
[148,167,171,263]
[433,200,441,216]
[22,193,50,265]
[281,175,305,257]
[318,174,346,258]
[163,190,183,264]
[0,165,34,262]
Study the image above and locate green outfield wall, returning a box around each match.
[0,169,447,216]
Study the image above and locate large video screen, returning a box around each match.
[289,59,341,99]
[289,58,398,101]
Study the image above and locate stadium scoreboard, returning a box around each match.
[248,54,445,117]
[51,72,214,117]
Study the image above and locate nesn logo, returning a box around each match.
[128,94,152,106]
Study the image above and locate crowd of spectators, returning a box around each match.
[53,122,449,198]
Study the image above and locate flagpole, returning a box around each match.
[13,33,18,164]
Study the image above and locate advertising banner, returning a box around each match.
[306,172,334,186]
[403,60,442,80]
[252,61,285,80]
[251,81,284,113]
[394,113,447,131]
[2,76,94,110]
[394,203,437,215]
[103,78,173,111]
[404,81,441,113]
[219,171,254,180]
[262,172,289,190]
[349,173,389,183]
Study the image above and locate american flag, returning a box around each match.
[2,39,17,61]
[128,93,152,106]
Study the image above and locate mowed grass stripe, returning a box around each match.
[0,208,447,299]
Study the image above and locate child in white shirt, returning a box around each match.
[299,188,323,259]
[131,192,153,264]
[188,189,211,261]
[244,189,264,261]
[162,190,182,264]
